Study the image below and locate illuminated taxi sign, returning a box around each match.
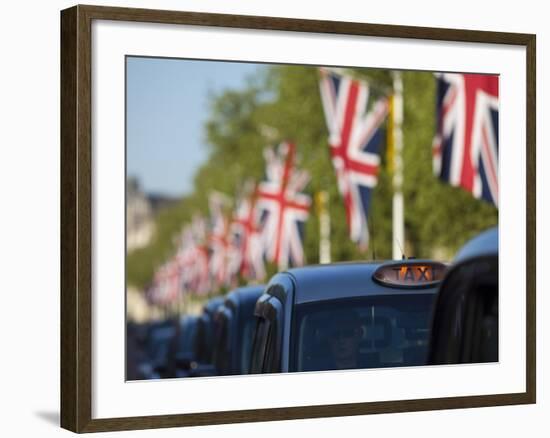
[373,262,447,288]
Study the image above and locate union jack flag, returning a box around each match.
[184,244,210,296]
[176,227,194,293]
[208,192,232,288]
[149,258,182,305]
[432,73,499,206]
[177,217,210,295]
[231,182,266,281]
[256,142,311,271]
[319,68,388,250]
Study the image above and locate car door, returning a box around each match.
[429,255,498,364]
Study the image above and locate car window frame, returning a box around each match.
[262,297,283,373]
[249,315,271,374]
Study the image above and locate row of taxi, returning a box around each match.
[130,226,498,379]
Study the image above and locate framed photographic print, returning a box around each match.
[60,4,536,433]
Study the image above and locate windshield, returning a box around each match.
[291,294,435,372]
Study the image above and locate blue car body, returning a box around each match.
[250,260,444,374]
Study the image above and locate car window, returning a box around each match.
[213,314,231,374]
[291,294,435,372]
[459,262,499,363]
[193,318,208,363]
[475,292,499,362]
[429,256,498,364]
[178,320,197,353]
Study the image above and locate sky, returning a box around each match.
[126,56,262,197]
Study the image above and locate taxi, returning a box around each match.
[428,227,498,365]
[174,315,199,378]
[212,285,264,375]
[188,296,224,377]
[138,319,177,379]
[249,260,446,374]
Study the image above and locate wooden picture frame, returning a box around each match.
[60,4,536,433]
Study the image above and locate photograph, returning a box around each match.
[125,57,499,380]
[0,0,542,434]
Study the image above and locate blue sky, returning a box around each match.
[126,57,262,197]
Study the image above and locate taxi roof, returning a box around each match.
[203,296,224,315]
[284,261,439,305]
[225,285,265,306]
[453,227,498,264]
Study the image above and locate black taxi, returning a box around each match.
[188,296,224,377]
[174,315,199,378]
[212,285,264,375]
[428,227,498,365]
[249,260,446,374]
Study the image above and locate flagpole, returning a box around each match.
[315,191,331,264]
[392,71,405,260]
